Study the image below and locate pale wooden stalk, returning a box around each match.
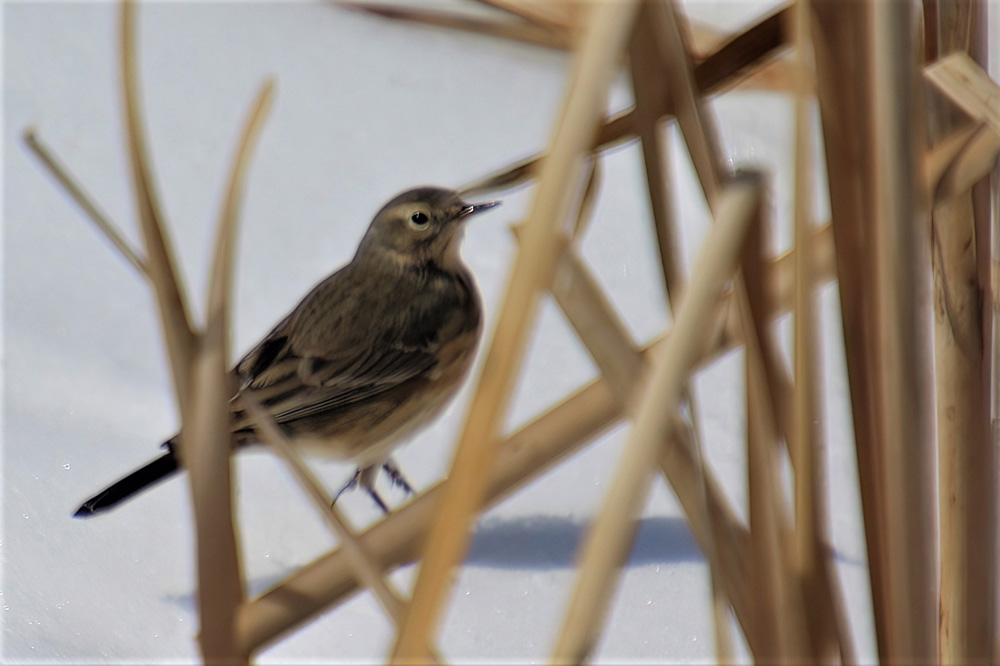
[459,5,790,199]
[990,160,1000,666]
[547,235,755,659]
[471,0,575,32]
[935,125,1000,202]
[243,399,408,627]
[808,2,895,657]
[869,0,939,660]
[389,5,641,662]
[22,129,149,278]
[743,288,797,662]
[339,3,569,50]
[739,188,812,663]
[924,53,1000,135]
[926,4,997,662]
[120,0,197,412]
[630,12,734,661]
[550,177,762,664]
[185,77,274,665]
[630,7,683,297]
[789,1,852,662]
[645,0,725,209]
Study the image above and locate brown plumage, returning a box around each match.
[75,187,498,517]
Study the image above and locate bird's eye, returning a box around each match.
[409,212,430,229]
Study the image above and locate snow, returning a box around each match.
[6,0,972,661]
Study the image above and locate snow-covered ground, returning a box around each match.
[9,0,991,662]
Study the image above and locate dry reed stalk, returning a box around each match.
[788,1,851,662]
[629,10,735,660]
[925,5,997,662]
[122,2,277,660]
[743,289,798,662]
[991,164,1000,666]
[243,399,408,627]
[470,0,577,32]
[390,4,641,662]
[120,0,196,412]
[925,53,1000,134]
[188,77,274,666]
[934,124,1000,201]
[338,3,570,50]
[550,177,762,664]
[807,2,895,657]
[459,5,790,199]
[547,228,759,658]
[629,10,683,301]
[869,1,939,660]
[739,187,814,662]
[22,130,149,278]
[236,211,838,652]
[645,0,725,209]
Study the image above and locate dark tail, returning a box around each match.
[73,450,180,518]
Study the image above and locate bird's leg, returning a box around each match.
[358,464,390,514]
[332,468,360,506]
[382,457,415,496]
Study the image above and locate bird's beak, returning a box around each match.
[459,200,501,218]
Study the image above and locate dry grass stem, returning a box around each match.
[645,0,725,209]
[870,1,938,659]
[458,5,790,199]
[925,53,1000,136]
[629,11,735,660]
[243,398,408,627]
[629,15,684,301]
[22,129,149,278]
[926,5,996,662]
[120,0,197,411]
[183,70,276,666]
[788,1,853,660]
[390,4,641,662]
[471,0,577,32]
[551,176,762,664]
[934,124,1000,202]
[338,3,569,50]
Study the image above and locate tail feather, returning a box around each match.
[73,451,179,518]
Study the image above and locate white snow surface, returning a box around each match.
[7,0,976,662]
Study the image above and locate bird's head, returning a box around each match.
[356,187,500,270]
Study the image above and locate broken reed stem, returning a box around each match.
[926,8,997,662]
[551,176,762,664]
[244,398,408,627]
[22,129,149,278]
[389,4,641,662]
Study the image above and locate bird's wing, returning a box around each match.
[233,271,453,425]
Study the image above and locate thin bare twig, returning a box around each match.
[22,128,149,278]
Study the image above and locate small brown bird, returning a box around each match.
[74,186,498,517]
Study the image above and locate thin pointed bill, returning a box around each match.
[459,200,501,218]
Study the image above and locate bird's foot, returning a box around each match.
[333,465,391,514]
[382,458,414,496]
[332,468,360,506]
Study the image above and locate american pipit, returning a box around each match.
[74,186,498,517]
